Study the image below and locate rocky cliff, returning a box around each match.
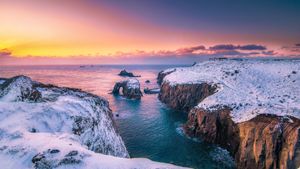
[185,107,300,169]
[158,59,300,169]
[158,82,216,111]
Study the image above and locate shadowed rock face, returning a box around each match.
[112,79,143,99]
[159,81,300,169]
[159,82,216,111]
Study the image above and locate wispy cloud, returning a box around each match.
[209,44,266,51]
[0,49,12,57]
[175,45,206,55]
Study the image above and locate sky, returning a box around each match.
[0,0,300,65]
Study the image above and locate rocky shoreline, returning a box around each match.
[158,59,300,169]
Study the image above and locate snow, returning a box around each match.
[163,59,300,123]
[0,76,187,169]
[0,76,36,102]
[125,78,140,89]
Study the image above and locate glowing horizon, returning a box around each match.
[0,0,300,64]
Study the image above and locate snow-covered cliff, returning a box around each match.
[163,59,300,123]
[159,59,300,169]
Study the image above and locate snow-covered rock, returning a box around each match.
[163,59,300,123]
[112,78,143,99]
[0,76,187,169]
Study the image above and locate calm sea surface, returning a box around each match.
[0,65,234,169]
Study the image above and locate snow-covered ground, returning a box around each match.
[0,76,187,169]
[163,59,300,123]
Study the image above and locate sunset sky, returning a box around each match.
[1,0,300,65]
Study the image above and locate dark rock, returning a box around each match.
[49,149,60,154]
[65,150,78,157]
[32,153,45,163]
[59,157,81,165]
[118,70,140,77]
[32,150,82,169]
[30,128,37,133]
[144,87,160,94]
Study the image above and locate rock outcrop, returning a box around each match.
[112,78,143,99]
[158,59,300,169]
[157,69,176,85]
[144,87,160,94]
[118,69,140,77]
[159,82,216,111]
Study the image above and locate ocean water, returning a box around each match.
[0,65,234,169]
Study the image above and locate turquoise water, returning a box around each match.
[0,65,234,169]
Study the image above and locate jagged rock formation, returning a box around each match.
[159,83,216,111]
[0,75,185,169]
[158,59,300,169]
[112,78,143,99]
[118,69,140,77]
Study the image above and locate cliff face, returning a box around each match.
[158,82,216,111]
[185,107,300,169]
[159,80,300,169]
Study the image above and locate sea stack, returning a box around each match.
[112,78,143,99]
[158,59,300,169]
[118,69,140,77]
